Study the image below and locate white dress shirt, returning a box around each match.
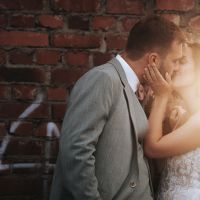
[116,54,140,93]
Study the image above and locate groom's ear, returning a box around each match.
[148,52,160,68]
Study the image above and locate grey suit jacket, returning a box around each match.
[50,58,153,200]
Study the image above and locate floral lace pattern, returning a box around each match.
[157,148,200,200]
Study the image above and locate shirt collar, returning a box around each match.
[116,54,140,93]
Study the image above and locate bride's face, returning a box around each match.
[172,45,196,89]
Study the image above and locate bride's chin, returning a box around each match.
[172,78,195,90]
[172,81,185,91]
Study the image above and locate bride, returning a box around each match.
[144,42,200,199]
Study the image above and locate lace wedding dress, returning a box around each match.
[157,148,200,200]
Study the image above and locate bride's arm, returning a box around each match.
[145,95,200,158]
[144,65,200,158]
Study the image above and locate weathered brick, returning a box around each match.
[9,50,33,65]
[189,16,200,30]
[0,103,49,119]
[11,121,34,136]
[93,52,112,66]
[0,122,6,136]
[0,49,6,64]
[10,15,35,28]
[68,15,89,30]
[34,122,61,137]
[33,123,47,137]
[0,0,43,10]
[106,35,127,50]
[36,50,60,65]
[0,14,7,27]
[160,14,180,25]
[52,104,67,120]
[52,33,100,48]
[11,165,42,175]
[0,103,26,119]
[121,17,139,32]
[39,15,64,29]
[12,85,37,100]
[47,87,67,101]
[2,154,43,164]
[64,51,89,67]
[52,0,100,13]
[0,68,46,83]
[49,139,59,160]
[4,138,43,156]
[156,0,195,11]
[0,31,48,47]
[51,68,87,86]
[106,0,144,14]
[28,104,49,119]
[0,85,10,99]
[0,176,43,195]
[92,16,116,31]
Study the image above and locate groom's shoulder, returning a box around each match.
[81,59,121,83]
[94,61,117,76]
[72,59,123,95]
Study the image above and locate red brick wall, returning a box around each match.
[0,0,199,199]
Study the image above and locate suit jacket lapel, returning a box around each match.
[108,58,140,187]
[108,58,140,142]
[109,58,153,199]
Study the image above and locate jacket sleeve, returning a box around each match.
[59,68,114,200]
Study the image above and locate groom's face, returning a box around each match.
[159,40,183,79]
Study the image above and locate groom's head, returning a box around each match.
[126,15,185,78]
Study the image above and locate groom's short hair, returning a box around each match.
[126,15,185,60]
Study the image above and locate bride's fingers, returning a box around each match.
[143,74,148,82]
[152,66,166,83]
[165,72,172,84]
[144,67,153,83]
[148,65,157,81]
[164,73,172,85]
[143,74,153,86]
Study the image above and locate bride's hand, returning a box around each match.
[143,63,172,97]
[169,106,189,130]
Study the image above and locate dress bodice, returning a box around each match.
[157,148,200,200]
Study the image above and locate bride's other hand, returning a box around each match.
[144,63,172,97]
[169,106,189,130]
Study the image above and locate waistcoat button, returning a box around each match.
[130,181,136,188]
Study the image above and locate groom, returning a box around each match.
[50,15,185,200]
